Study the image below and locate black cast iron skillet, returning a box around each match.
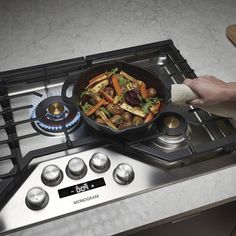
[62,61,170,135]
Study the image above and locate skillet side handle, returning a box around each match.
[61,74,78,105]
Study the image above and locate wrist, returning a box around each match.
[225,82,236,102]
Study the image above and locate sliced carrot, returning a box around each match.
[144,111,154,123]
[86,74,108,89]
[85,99,105,116]
[100,90,114,103]
[140,82,147,99]
[112,75,122,96]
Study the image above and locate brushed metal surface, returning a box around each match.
[0,147,164,233]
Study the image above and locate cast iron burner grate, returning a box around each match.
[0,40,236,210]
[125,111,236,167]
[151,112,191,150]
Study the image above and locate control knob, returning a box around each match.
[66,157,87,180]
[41,164,63,187]
[113,163,134,185]
[90,152,111,173]
[25,187,49,210]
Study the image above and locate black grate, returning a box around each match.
[126,116,236,165]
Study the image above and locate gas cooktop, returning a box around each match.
[0,40,236,235]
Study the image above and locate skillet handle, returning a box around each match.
[61,74,78,104]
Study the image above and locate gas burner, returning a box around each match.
[152,112,191,150]
[31,96,80,136]
[47,102,66,120]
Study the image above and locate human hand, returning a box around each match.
[183,75,236,106]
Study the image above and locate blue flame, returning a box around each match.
[31,107,81,131]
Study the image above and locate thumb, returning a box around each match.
[189,98,204,106]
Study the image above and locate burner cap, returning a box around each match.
[31,96,80,136]
[163,116,180,129]
[152,112,190,150]
[158,112,187,136]
[48,102,65,115]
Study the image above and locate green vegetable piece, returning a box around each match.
[109,67,119,76]
[118,76,127,85]
[81,102,92,113]
[99,107,111,117]
[141,97,160,114]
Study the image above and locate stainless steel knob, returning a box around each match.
[113,163,135,185]
[89,152,111,173]
[66,157,87,180]
[25,187,49,210]
[41,164,63,187]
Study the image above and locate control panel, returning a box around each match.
[0,146,160,233]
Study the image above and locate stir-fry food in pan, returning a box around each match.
[80,68,162,130]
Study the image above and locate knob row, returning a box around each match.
[41,153,111,186]
[41,153,135,187]
[26,162,134,210]
[41,161,135,187]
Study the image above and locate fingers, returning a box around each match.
[183,78,196,90]
[183,78,205,105]
[183,78,199,93]
[183,78,192,86]
[184,76,224,90]
[185,75,225,86]
[188,98,204,106]
[182,75,228,106]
